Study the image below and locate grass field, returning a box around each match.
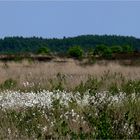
[0,59,140,139]
[0,59,140,90]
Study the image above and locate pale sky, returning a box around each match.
[0,1,140,38]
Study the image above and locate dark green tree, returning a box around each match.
[0,35,139,54]
[111,46,123,53]
[68,46,83,59]
[37,46,50,55]
[94,45,112,58]
[122,45,134,53]
[102,47,112,59]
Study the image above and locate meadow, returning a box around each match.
[0,59,140,139]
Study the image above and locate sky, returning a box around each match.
[0,1,140,38]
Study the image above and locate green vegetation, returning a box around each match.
[37,46,50,55]
[0,78,17,90]
[0,35,139,54]
[111,45,123,53]
[94,45,112,58]
[68,46,83,59]
[1,98,140,139]
[0,35,139,61]
[122,45,134,53]
[0,35,139,139]
[0,76,140,139]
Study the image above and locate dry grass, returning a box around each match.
[0,59,140,90]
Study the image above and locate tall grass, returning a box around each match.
[0,60,140,91]
[0,60,140,139]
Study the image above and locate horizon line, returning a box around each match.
[0,34,139,39]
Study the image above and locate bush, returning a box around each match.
[95,45,112,59]
[68,46,83,59]
[102,47,112,59]
[37,47,50,55]
[122,45,134,53]
[111,46,123,53]
[0,78,17,90]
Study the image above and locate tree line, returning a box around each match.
[0,35,139,55]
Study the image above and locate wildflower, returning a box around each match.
[8,128,11,135]
[43,126,47,132]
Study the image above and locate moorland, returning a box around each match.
[0,35,140,139]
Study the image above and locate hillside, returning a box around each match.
[0,35,140,54]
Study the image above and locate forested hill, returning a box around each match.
[0,35,140,54]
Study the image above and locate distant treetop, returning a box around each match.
[0,35,139,54]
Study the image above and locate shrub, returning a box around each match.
[0,78,17,90]
[95,45,112,59]
[111,46,123,53]
[68,46,83,59]
[37,46,50,55]
[102,47,112,59]
[122,45,134,53]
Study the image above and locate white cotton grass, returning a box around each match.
[0,90,137,110]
